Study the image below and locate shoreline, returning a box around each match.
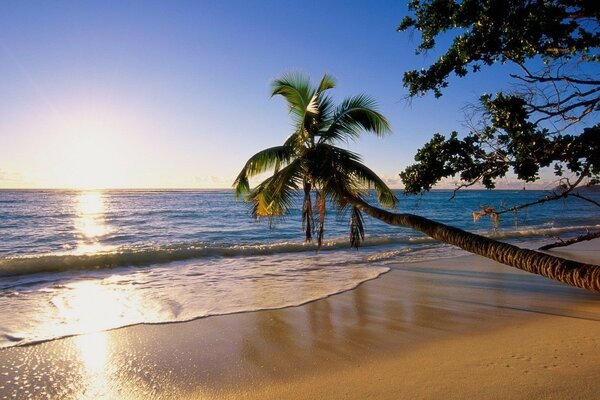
[1,241,599,399]
[1,267,391,350]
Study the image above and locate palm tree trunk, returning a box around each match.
[347,196,600,292]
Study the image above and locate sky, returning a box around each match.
[0,0,567,189]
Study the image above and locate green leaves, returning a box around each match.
[271,72,337,140]
[247,159,304,219]
[398,1,599,193]
[398,0,600,97]
[320,95,391,143]
[234,73,396,248]
[350,206,365,249]
[233,146,294,198]
[399,99,600,193]
[270,72,315,118]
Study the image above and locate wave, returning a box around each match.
[1,224,598,278]
[0,237,407,277]
[488,224,600,239]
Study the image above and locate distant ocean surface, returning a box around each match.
[1,189,599,348]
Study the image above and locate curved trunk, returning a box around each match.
[348,196,600,292]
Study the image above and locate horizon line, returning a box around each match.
[0,187,553,192]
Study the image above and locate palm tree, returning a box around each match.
[234,73,396,248]
[234,73,600,292]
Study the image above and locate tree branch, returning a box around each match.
[570,192,600,208]
[494,172,589,216]
[539,231,600,250]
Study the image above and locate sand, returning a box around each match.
[0,241,599,399]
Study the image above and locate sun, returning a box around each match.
[34,108,145,189]
[56,132,124,189]
[9,99,185,189]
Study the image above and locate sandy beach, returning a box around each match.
[1,240,599,399]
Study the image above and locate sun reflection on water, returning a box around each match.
[54,280,129,333]
[76,331,108,372]
[74,331,116,399]
[74,191,113,254]
[52,280,143,397]
[50,276,158,340]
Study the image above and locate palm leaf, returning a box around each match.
[233,146,294,198]
[247,159,304,220]
[305,144,364,206]
[315,190,326,247]
[320,95,391,144]
[317,74,336,93]
[349,206,365,248]
[302,180,314,242]
[309,144,397,208]
[273,73,338,148]
[270,72,314,123]
[340,157,397,208]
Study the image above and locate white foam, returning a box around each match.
[0,251,389,348]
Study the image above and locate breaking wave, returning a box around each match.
[1,223,598,278]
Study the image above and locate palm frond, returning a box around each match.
[271,72,314,122]
[309,144,397,208]
[302,180,314,242]
[247,159,303,220]
[283,131,307,151]
[306,94,319,115]
[349,206,365,248]
[305,144,364,207]
[317,74,336,93]
[272,73,338,147]
[233,146,294,198]
[304,75,336,137]
[340,157,397,208]
[315,190,326,247]
[316,95,334,120]
[320,95,391,144]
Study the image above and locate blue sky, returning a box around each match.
[0,0,543,189]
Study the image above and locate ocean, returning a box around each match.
[1,189,599,348]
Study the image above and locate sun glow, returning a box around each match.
[17,102,165,189]
[50,122,132,189]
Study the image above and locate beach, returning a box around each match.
[2,0,598,398]
[1,240,598,399]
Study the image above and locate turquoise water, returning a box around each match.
[1,189,599,347]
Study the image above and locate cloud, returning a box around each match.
[381,175,404,189]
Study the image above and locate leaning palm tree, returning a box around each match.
[234,73,600,292]
[234,72,396,248]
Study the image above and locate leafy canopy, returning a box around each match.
[399,0,599,97]
[398,0,600,194]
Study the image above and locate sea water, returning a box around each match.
[1,189,599,348]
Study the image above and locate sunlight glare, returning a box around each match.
[74,191,113,253]
[73,330,120,399]
[55,281,125,333]
[27,106,151,189]
[75,331,109,372]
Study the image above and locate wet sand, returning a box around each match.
[1,241,599,399]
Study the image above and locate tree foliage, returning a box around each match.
[398,0,600,201]
[234,73,396,248]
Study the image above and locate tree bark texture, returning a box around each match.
[349,196,600,292]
